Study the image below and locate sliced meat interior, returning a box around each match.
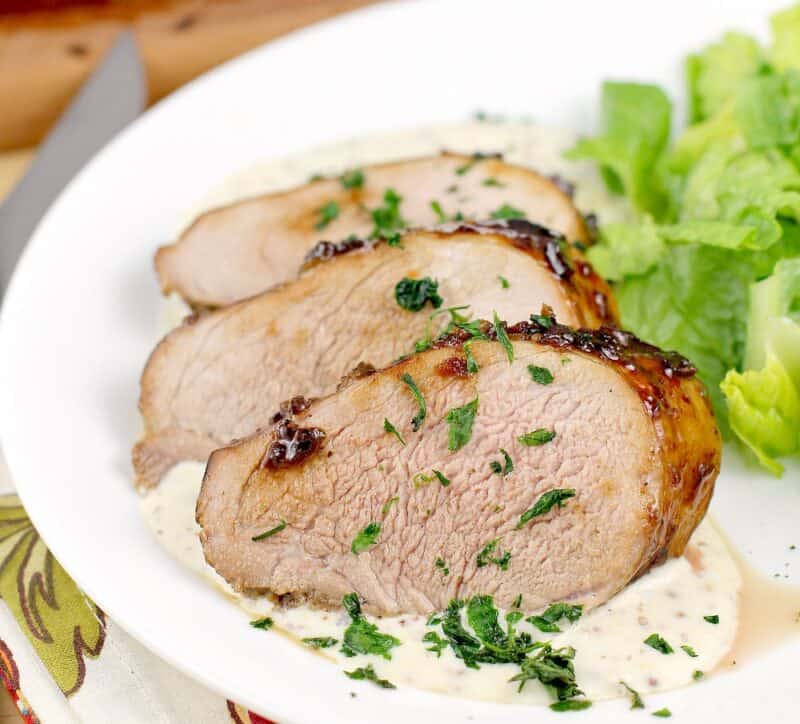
[135,222,616,488]
[197,319,720,616]
[156,153,591,307]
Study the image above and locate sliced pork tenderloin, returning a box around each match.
[135,222,615,487]
[155,153,591,308]
[197,318,720,616]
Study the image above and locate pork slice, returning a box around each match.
[197,321,720,616]
[135,222,616,487]
[155,153,590,307]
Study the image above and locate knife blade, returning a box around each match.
[0,31,146,295]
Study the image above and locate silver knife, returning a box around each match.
[0,31,146,295]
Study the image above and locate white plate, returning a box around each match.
[1,1,799,722]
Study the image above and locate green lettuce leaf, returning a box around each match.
[771,4,800,71]
[566,82,671,216]
[735,71,800,149]
[721,258,800,475]
[587,216,665,281]
[687,32,763,123]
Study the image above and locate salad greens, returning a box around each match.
[569,4,800,474]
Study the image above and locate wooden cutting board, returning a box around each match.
[0,0,375,151]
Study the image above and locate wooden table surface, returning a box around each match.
[0,2,376,718]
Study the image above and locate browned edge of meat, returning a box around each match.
[153,151,591,308]
[301,219,617,328]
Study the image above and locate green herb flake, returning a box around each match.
[482,177,505,187]
[446,398,479,452]
[435,557,450,576]
[351,522,381,554]
[681,644,698,658]
[302,636,337,649]
[433,469,451,487]
[498,275,510,289]
[493,311,514,363]
[619,680,645,709]
[518,428,556,446]
[340,168,364,189]
[383,418,406,446]
[693,670,704,680]
[489,448,514,476]
[530,313,555,328]
[251,519,287,541]
[652,709,672,718]
[490,203,527,220]
[344,664,396,689]
[528,365,554,385]
[315,200,340,230]
[644,633,674,655]
[385,232,403,248]
[464,342,479,374]
[422,631,448,657]
[381,496,399,515]
[430,200,448,223]
[550,700,592,712]
[394,276,443,312]
[341,593,401,659]
[703,614,720,624]
[250,617,274,630]
[400,373,427,431]
[476,538,511,570]
[369,188,406,241]
[527,602,583,633]
[516,489,576,529]
[512,594,523,609]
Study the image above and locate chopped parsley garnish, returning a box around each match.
[340,168,364,189]
[704,614,720,624]
[490,203,526,220]
[518,428,556,446]
[515,489,576,529]
[315,200,340,230]
[482,177,505,187]
[652,709,672,718]
[251,519,287,541]
[430,199,448,223]
[302,636,337,649]
[644,633,674,655]
[693,670,704,680]
[250,617,273,630]
[530,312,555,328]
[464,343,479,374]
[383,418,406,445]
[381,496,399,515]
[526,602,584,633]
[512,594,523,609]
[344,664,396,689]
[433,469,451,487]
[619,681,645,709]
[528,365,554,385]
[493,311,514,363]
[435,557,450,575]
[498,275,510,289]
[401,373,427,431]
[681,644,698,658]
[394,276,443,312]
[422,631,449,656]
[489,448,514,476]
[411,304,471,353]
[446,398,479,452]
[351,522,381,554]
[550,700,592,712]
[385,232,403,247]
[424,595,586,707]
[341,593,401,659]
[476,538,511,570]
[369,188,406,241]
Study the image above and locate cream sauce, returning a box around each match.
[145,123,748,706]
[142,462,740,706]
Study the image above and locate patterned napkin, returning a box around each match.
[0,449,272,724]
